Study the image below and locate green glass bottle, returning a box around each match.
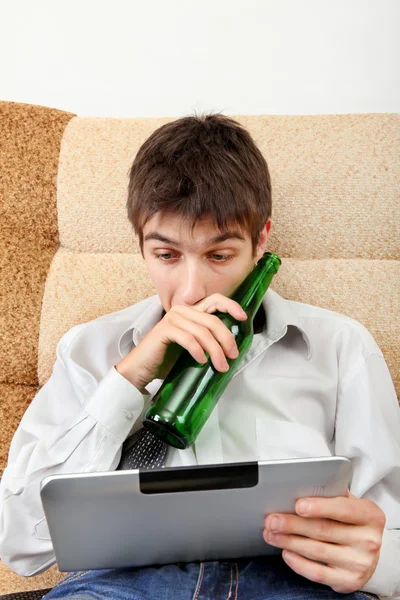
[142,252,281,449]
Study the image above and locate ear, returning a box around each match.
[255,218,272,262]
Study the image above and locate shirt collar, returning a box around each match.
[118,296,165,358]
[264,289,312,359]
[118,289,311,360]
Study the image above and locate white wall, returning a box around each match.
[1,0,399,117]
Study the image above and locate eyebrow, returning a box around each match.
[143,231,246,247]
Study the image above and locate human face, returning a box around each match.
[142,212,272,311]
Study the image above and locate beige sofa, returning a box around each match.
[0,101,398,597]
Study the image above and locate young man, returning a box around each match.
[0,114,399,599]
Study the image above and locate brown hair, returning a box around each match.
[127,113,272,256]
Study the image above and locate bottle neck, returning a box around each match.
[231,253,281,322]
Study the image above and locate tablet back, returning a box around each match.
[40,456,352,572]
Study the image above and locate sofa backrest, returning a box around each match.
[1,105,399,475]
[39,113,399,396]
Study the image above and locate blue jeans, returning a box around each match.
[43,556,378,600]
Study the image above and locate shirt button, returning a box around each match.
[123,410,134,420]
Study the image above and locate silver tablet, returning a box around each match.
[40,456,352,572]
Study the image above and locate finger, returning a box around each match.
[170,306,239,358]
[264,513,366,547]
[194,293,247,320]
[163,326,209,366]
[295,496,381,526]
[281,551,362,595]
[165,321,230,372]
[264,530,369,572]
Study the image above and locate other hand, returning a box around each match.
[263,492,386,593]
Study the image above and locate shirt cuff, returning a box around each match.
[362,528,400,598]
[84,366,149,441]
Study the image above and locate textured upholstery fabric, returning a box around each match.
[0,589,52,600]
[0,552,63,596]
[0,102,74,595]
[0,104,398,596]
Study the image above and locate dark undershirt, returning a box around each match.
[253,304,266,335]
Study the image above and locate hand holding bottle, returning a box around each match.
[143,252,281,448]
[115,293,248,393]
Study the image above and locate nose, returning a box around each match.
[179,260,207,306]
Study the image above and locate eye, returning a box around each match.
[154,253,178,261]
[210,254,233,262]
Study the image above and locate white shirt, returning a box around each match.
[0,289,399,597]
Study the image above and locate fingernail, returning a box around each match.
[269,516,281,532]
[221,361,229,371]
[230,346,239,358]
[297,501,310,516]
